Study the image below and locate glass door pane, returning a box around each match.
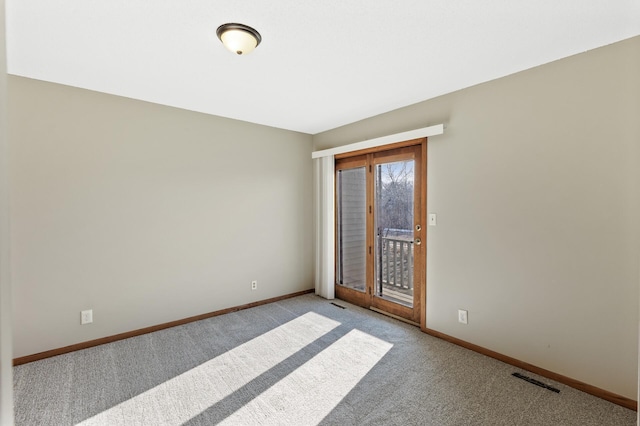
[336,167,367,292]
[374,160,415,307]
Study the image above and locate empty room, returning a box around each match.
[1,1,639,425]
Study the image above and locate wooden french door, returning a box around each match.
[335,139,426,325]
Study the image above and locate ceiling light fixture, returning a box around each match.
[216,23,262,56]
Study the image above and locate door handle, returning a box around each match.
[415,238,421,245]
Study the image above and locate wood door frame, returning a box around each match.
[334,138,427,327]
[370,144,423,324]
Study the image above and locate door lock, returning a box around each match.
[415,224,422,231]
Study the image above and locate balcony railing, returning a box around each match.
[377,228,413,298]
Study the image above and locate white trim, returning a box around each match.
[312,124,444,159]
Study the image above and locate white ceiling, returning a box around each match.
[6,1,640,134]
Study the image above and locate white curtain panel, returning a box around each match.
[313,156,335,299]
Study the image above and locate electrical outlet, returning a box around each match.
[251,280,257,290]
[458,309,468,324]
[81,309,93,325]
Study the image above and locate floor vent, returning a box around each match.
[330,302,346,309]
[512,372,560,393]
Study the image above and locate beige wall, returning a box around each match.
[1,0,15,422]
[315,37,640,399]
[9,76,314,358]
[6,31,640,404]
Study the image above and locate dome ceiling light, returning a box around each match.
[216,23,262,55]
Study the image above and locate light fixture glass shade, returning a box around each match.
[216,23,262,55]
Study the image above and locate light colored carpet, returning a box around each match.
[13,294,636,425]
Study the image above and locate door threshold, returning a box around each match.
[370,307,419,327]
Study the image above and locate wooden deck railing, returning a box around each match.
[378,233,413,292]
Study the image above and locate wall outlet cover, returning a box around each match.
[458,309,468,324]
[81,309,93,325]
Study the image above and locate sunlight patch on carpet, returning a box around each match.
[78,311,340,425]
[220,329,393,425]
